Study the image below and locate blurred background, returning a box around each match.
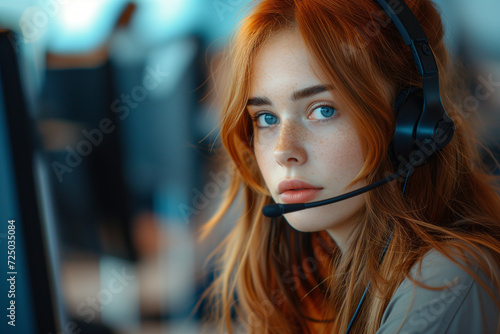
[0,0,498,333]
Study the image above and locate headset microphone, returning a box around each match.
[262,156,416,218]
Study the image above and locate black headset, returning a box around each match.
[380,0,455,170]
[345,1,455,333]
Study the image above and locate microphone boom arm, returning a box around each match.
[262,168,408,218]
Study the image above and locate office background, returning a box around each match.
[0,0,499,333]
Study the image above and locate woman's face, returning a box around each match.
[247,29,367,248]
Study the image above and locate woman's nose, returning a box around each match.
[273,120,307,167]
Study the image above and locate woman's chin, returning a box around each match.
[283,215,325,233]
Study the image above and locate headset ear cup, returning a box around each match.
[389,87,424,171]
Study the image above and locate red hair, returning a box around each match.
[199,1,500,333]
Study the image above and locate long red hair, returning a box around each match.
[199,1,500,333]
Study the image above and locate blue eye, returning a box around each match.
[310,105,337,120]
[252,113,279,128]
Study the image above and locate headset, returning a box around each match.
[345,1,454,332]
[260,0,456,332]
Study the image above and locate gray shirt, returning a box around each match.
[377,247,500,334]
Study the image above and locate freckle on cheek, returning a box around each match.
[322,130,361,169]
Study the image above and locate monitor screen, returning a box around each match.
[0,30,64,334]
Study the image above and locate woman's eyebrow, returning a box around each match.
[290,84,334,101]
[246,84,334,106]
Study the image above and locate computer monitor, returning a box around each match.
[0,30,64,334]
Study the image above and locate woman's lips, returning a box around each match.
[279,188,323,204]
[277,179,323,204]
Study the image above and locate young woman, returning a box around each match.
[199,0,500,333]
